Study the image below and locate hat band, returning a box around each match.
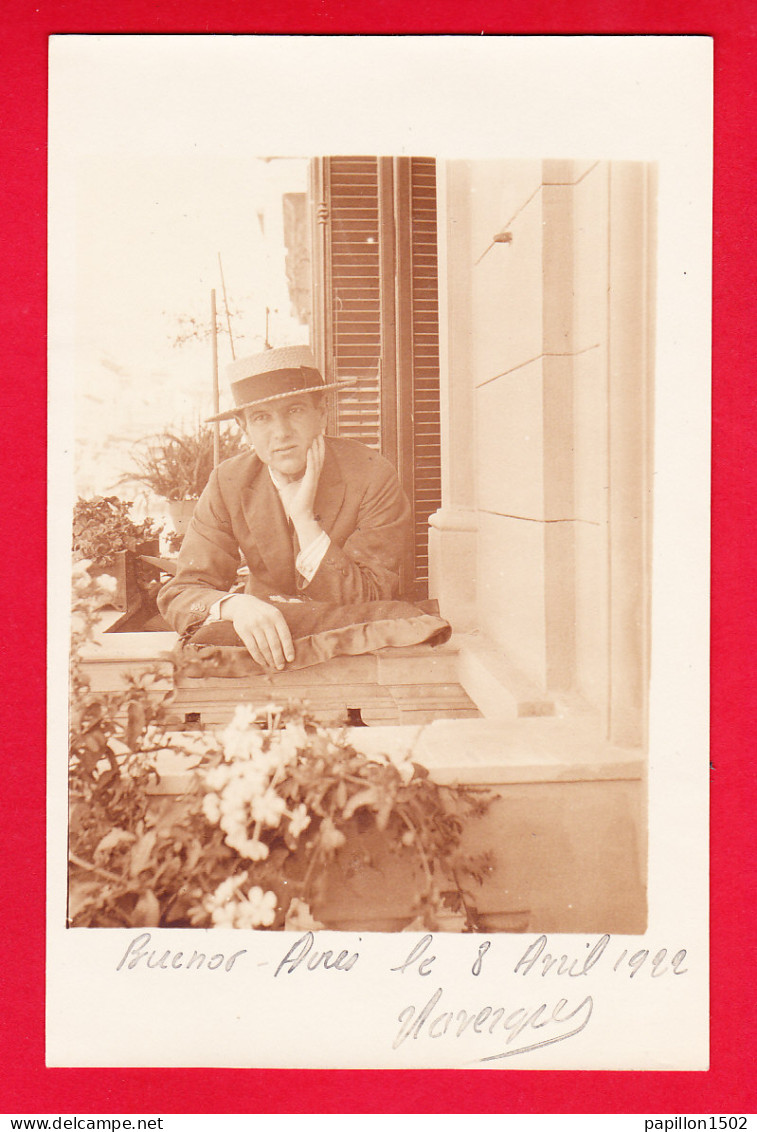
[232,366,323,409]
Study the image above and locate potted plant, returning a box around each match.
[120,422,245,535]
[72,496,162,616]
[68,567,495,931]
[72,495,161,569]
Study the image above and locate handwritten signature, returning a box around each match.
[393,985,593,1060]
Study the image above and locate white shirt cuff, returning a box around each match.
[206,594,236,623]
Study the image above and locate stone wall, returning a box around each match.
[432,159,655,747]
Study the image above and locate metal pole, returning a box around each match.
[218,252,236,360]
[211,289,220,467]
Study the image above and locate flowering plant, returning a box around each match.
[69,568,493,931]
[68,562,206,927]
[191,704,493,931]
[72,496,160,567]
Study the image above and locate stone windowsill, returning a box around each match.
[79,618,644,789]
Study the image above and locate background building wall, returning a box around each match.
[433,159,654,746]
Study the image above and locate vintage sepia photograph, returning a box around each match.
[67,152,652,936]
[48,34,710,1070]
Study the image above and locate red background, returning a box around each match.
[2,0,754,1115]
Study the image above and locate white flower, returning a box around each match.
[251,788,286,828]
[222,725,264,762]
[205,872,248,919]
[274,722,308,766]
[203,869,274,923]
[95,573,117,597]
[221,828,269,861]
[210,904,237,928]
[222,830,246,853]
[72,558,93,579]
[319,817,346,851]
[205,764,231,791]
[288,803,311,839]
[228,703,260,731]
[221,775,255,807]
[237,761,267,792]
[238,837,269,862]
[219,812,246,836]
[235,886,277,928]
[202,792,221,823]
[282,722,309,751]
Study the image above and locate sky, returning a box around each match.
[73,155,309,501]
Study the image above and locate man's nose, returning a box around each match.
[271,411,292,437]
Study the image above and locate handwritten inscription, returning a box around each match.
[388,933,688,1060]
[116,932,247,972]
[393,985,593,1058]
[274,931,359,976]
[390,933,436,976]
[512,934,688,980]
[513,933,610,977]
[113,930,689,1062]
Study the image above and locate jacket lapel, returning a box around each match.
[241,465,296,593]
[313,442,346,533]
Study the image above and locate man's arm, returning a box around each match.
[156,469,239,635]
[158,440,412,662]
[157,465,297,669]
[297,448,412,604]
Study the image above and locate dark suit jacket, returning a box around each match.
[157,436,412,636]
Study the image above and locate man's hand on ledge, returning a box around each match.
[221,593,295,671]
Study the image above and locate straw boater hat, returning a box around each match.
[206,345,354,423]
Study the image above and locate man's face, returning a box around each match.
[241,394,327,482]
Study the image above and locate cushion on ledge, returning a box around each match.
[173,598,452,678]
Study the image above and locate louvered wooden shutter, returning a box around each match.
[310,156,441,599]
[408,157,442,598]
[311,157,382,448]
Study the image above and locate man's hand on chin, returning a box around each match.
[278,434,326,546]
[222,593,295,671]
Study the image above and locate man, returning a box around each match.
[157,345,418,671]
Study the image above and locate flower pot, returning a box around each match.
[307,823,461,932]
[87,541,160,612]
[168,499,197,537]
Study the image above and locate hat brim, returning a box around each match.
[206,378,357,423]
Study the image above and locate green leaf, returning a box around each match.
[184,841,202,872]
[94,828,136,860]
[126,701,147,749]
[375,790,395,832]
[342,786,381,821]
[129,829,157,877]
[67,878,104,923]
[131,889,161,927]
[334,780,348,810]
